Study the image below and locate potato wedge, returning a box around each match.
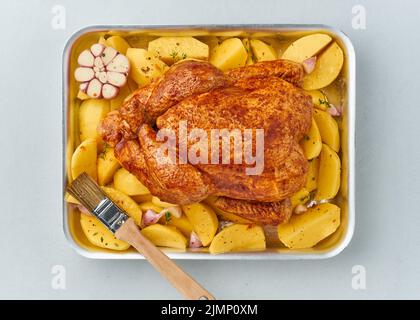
[152,196,176,208]
[77,90,89,100]
[65,192,80,205]
[139,201,163,213]
[141,224,187,250]
[126,48,168,86]
[71,139,97,181]
[79,99,110,143]
[315,144,341,201]
[98,36,107,46]
[242,38,254,65]
[106,35,130,54]
[210,38,247,71]
[250,39,277,62]
[114,168,150,196]
[305,157,319,192]
[306,90,329,111]
[166,214,194,237]
[313,109,340,152]
[282,33,332,63]
[148,36,209,64]
[97,145,120,186]
[101,186,142,225]
[277,203,340,249]
[290,188,310,209]
[80,213,130,251]
[300,118,322,159]
[303,42,344,90]
[131,194,153,203]
[182,203,218,246]
[209,224,266,254]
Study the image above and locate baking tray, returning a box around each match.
[63,24,355,260]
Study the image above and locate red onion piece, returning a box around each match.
[189,231,203,248]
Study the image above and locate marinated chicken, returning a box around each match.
[99,59,313,225]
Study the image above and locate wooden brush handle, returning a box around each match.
[115,218,215,300]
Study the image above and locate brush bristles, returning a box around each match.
[67,173,107,212]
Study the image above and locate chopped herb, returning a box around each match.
[181,52,187,60]
[100,236,104,243]
[93,232,98,236]
[165,211,171,223]
[318,98,331,108]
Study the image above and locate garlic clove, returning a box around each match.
[106,54,130,74]
[79,82,89,93]
[97,71,108,84]
[102,84,119,99]
[93,56,104,70]
[107,71,127,87]
[101,47,118,66]
[90,43,105,57]
[189,231,203,248]
[86,78,102,98]
[141,209,164,227]
[302,56,317,74]
[74,67,94,82]
[77,50,94,67]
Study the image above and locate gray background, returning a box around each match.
[0,0,419,299]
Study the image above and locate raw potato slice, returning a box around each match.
[290,188,310,209]
[101,186,143,226]
[65,192,80,205]
[152,196,176,208]
[209,224,266,254]
[79,99,110,142]
[77,90,90,100]
[250,39,277,61]
[305,157,319,192]
[277,203,340,249]
[209,38,247,71]
[300,118,322,159]
[80,213,130,250]
[106,36,131,54]
[182,203,218,246]
[242,38,254,65]
[114,168,150,196]
[141,224,187,250]
[126,48,168,86]
[306,90,329,111]
[131,194,153,203]
[166,214,194,237]
[148,36,209,64]
[71,139,97,181]
[139,201,163,213]
[313,109,340,152]
[303,42,344,90]
[315,144,341,201]
[97,145,120,186]
[282,33,332,63]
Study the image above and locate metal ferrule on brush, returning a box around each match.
[93,198,128,233]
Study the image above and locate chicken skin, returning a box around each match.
[99,59,312,225]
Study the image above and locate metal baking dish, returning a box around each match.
[63,24,355,260]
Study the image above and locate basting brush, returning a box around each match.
[67,172,214,300]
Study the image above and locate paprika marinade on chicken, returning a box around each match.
[99,59,313,225]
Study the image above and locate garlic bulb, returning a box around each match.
[74,43,130,99]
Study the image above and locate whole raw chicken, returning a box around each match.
[99,59,313,225]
